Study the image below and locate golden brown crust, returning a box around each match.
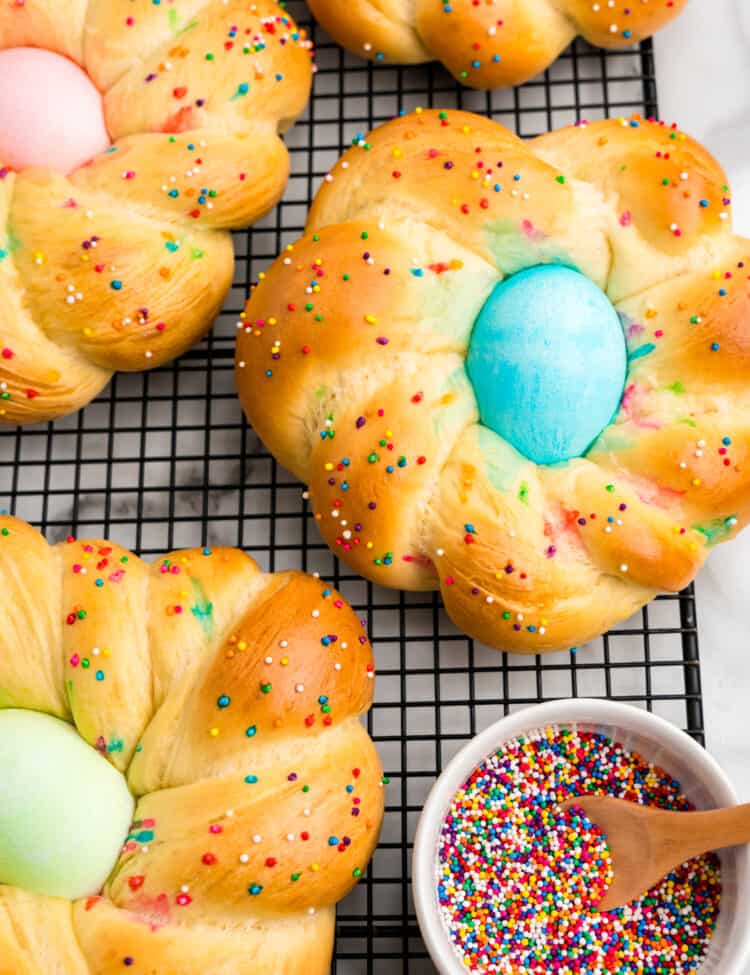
[0,0,313,426]
[564,0,689,47]
[236,218,498,479]
[110,723,382,918]
[74,896,336,975]
[237,109,750,653]
[71,129,291,232]
[58,536,153,773]
[101,0,312,141]
[0,0,88,62]
[307,0,688,89]
[130,569,376,794]
[306,110,610,285]
[0,514,383,974]
[416,0,573,89]
[0,517,67,716]
[9,167,234,375]
[305,358,478,592]
[532,117,732,297]
[83,0,217,92]
[0,889,89,975]
[307,0,429,64]
[144,546,266,708]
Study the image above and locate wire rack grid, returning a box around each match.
[0,7,704,972]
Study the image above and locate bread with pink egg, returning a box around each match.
[0,0,312,425]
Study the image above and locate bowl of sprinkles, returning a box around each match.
[413,699,750,975]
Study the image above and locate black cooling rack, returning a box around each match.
[0,8,704,972]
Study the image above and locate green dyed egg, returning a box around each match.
[0,709,134,899]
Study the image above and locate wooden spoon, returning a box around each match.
[561,796,750,911]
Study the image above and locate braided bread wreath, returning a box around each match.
[236,108,750,655]
[0,0,312,426]
[0,515,383,974]
[306,0,688,88]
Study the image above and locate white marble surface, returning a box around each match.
[655,0,750,806]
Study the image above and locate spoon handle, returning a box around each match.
[661,803,750,864]
[703,803,750,850]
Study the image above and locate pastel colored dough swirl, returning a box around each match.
[0,0,313,425]
[306,0,688,88]
[0,514,383,974]
[236,109,750,654]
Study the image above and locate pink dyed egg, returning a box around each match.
[0,47,110,175]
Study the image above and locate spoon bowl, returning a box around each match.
[562,795,750,912]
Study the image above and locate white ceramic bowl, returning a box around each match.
[413,698,750,975]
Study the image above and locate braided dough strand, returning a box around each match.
[307,0,688,88]
[7,165,233,376]
[83,0,218,91]
[102,0,312,140]
[0,0,88,61]
[0,888,90,975]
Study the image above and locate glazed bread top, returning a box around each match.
[307,0,688,88]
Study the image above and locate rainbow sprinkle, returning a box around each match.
[437,727,721,973]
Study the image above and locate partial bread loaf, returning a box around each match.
[0,0,312,425]
[307,0,687,88]
[236,108,750,654]
[0,515,383,974]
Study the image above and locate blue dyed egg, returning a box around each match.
[466,265,626,465]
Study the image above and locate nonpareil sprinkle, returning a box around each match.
[437,727,721,974]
